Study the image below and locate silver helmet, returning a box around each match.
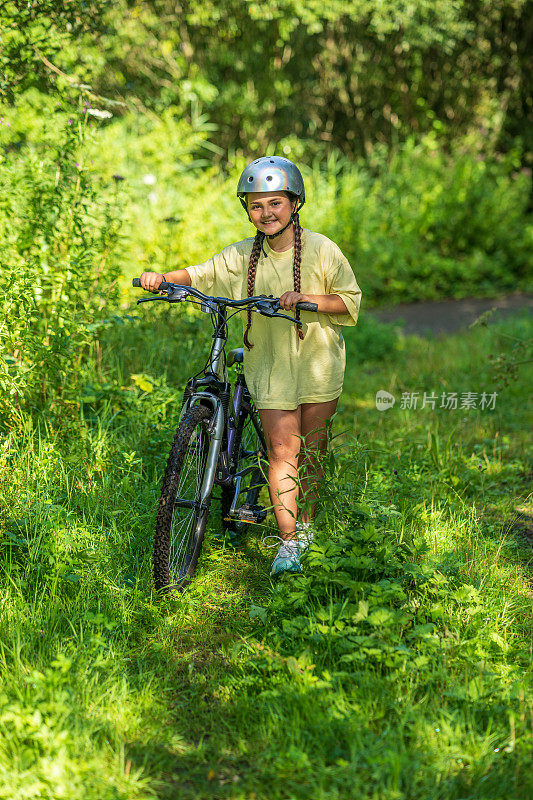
[237,156,305,212]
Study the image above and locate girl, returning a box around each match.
[140,156,362,577]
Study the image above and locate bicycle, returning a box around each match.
[132,278,318,593]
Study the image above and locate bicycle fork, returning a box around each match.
[185,393,225,532]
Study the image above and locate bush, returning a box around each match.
[0,100,123,427]
[305,137,533,305]
[110,132,532,308]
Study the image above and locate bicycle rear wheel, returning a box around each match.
[154,404,213,592]
[221,404,268,537]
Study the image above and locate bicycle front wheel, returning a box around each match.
[154,404,213,592]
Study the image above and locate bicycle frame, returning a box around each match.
[132,278,319,587]
[179,303,267,524]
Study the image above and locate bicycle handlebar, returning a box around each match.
[131,278,319,313]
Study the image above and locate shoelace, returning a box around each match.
[261,535,301,559]
[261,534,297,549]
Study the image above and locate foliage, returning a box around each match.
[2,1,531,161]
[101,128,531,306]
[472,310,533,388]
[0,1,108,101]
[344,314,400,363]
[0,299,531,798]
[308,137,533,303]
[0,98,123,427]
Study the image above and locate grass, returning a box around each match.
[0,305,531,799]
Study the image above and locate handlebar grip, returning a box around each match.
[296,301,318,312]
[132,278,172,292]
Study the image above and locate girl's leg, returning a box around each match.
[299,398,338,523]
[258,408,302,539]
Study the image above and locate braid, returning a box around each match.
[292,212,305,341]
[243,205,304,350]
[243,229,265,350]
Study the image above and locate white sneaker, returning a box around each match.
[262,535,302,577]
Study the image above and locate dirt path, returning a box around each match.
[369,292,533,336]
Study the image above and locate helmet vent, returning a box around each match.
[269,159,275,163]
[248,176,253,182]
[266,175,272,181]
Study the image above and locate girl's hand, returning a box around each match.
[140,271,165,293]
[279,291,305,310]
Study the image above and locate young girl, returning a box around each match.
[140,156,362,577]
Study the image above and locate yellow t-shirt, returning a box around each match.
[184,228,362,410]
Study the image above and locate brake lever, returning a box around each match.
[254,302,302,328]
[273,311,303,327]
[136,296,169,305]
[167,287,189,302]
[254,299,279,317]
[136,287,190,305]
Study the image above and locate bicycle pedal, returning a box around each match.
[229,504,267,523]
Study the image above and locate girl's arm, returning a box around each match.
[279,291,348,314]
[139,269,192,292]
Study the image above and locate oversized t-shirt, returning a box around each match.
[184,228,362,410]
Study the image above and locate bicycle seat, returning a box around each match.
[227,348,244,366]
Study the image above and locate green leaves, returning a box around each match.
[130,374,155,393]
[249,604,267,623]
[367,608,395,627]
[0,106,123,429]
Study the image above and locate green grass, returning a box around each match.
[0,308,531,799]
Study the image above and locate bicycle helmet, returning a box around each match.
[237,156,305,213]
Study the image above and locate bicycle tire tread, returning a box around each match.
[154,404,212,592]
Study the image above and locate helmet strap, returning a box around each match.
[265,212,296,240]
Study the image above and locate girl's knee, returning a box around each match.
[268,440,300,464]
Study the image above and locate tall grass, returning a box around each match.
[0,304,530,798]
[1,92,531,797]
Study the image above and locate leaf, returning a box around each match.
[489,631,508,651]
[4,531,28,547]
[130,373,154,393]
[339,651,367,663]
[412,623,436,636]
[467,677,484,700]
[249,605,267,623]
[351,600,369,623]
[352,503,372,518]
[452,585,480,604]
[367,608,394,626]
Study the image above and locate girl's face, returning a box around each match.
[246,191,298,235]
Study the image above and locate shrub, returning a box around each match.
[0,100,122,427]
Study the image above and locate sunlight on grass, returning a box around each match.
[0,313,531,798]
